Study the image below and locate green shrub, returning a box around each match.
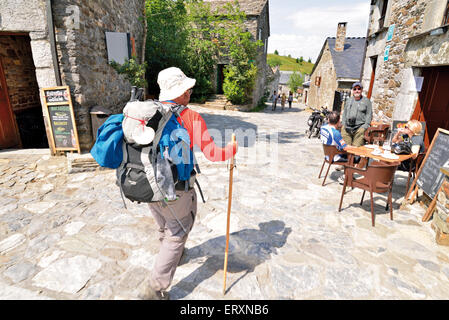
[110,57,148,88]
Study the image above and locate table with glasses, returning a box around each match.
[345,144,415,165]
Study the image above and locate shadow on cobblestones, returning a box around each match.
[199,113,258,148]
[171,220,291,299]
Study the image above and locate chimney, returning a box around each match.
[335,22,347,52]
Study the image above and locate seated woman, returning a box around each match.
[391,119,424,172]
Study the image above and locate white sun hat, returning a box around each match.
[157,67,196,101]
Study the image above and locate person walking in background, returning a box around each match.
[288,91,293,109]
[271,90,278,111]
[281,92,286,111]
[341,82,373,147]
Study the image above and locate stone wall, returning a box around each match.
[361,0,448,122]
[52,0,145,150]
[245,3,270,106]
[308,41,338,109]
[0,0,57,89]
[0,35,41,113]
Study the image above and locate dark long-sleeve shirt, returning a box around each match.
[342,96,373,130]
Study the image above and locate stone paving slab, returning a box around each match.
[0,102,449,300]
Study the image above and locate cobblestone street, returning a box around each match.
[1,102,449,300]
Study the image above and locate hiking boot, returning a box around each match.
[338,175,346,185]
[178,248,187,266]
[335,165,345,171]
[138,282,169,300]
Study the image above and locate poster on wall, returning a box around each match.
[41,86,81,155]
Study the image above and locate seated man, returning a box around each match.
[320,111,349,184]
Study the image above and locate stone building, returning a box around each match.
[308,23,366,112]
[277,71,302,95]
[205,0,271,106]
[0,0,145,151]
[361,0,449,146]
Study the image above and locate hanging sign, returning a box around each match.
[414,76,424,92]
[386,24,395,42]
[384,45,391,61]
[41,86,81,155]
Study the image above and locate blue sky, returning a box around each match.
[268,0,371,62]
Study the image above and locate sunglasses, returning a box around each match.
[353,87,362,91]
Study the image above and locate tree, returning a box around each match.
[145,0,189,95]
[268,56,282,68]
[287,71,303,92]
[299,56,304,63]
[218,1,263,104]
[308,57,312,63]
[144,0,260,104]
[274,49,279,55]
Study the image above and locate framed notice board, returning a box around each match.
[41,86,81,155]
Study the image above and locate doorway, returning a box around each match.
[332,91,342,112]
[0,57,21,148]
[217,64,226,94]
[0,34,48,149]
[412,66,449,147]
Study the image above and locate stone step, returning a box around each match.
[206,95,227,102]
[201,103,227,110]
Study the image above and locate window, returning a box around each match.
[443,1,449,25]
[315,76,321,87]
[379,0,389,29]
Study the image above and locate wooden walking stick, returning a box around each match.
[223,133,236,295]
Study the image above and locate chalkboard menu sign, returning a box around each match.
[416,129,449,199]
[44,88,69,103]
[41,86,80,154]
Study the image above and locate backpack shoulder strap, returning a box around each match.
[170,105,202,174]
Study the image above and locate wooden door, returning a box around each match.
[0,58,20,148]
[367,56,378,99]
[412,67,449,148]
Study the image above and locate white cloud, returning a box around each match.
[268,2,370,62]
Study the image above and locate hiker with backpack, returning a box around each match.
[135,67,238,300]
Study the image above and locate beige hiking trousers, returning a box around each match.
[148,188,197,291]
[341,126,366,147]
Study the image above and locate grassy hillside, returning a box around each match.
[267,54,314,74]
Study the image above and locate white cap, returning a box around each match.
[157,67,196,101]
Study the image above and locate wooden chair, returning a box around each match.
[318,144,347,186]
[338,161,399,226]
[364,124,390,145]
[403,151,426,192]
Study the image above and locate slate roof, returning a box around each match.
[312,37,366,80]
[279,71,302,85]
[203,0,268,16]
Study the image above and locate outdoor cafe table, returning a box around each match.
[345,145,415,165]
